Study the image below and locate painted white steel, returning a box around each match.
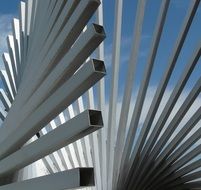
[0,168,94,190]
[0,110,102,177]
[0,60,106,159]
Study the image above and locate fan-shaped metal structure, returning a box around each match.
[0,0,200,190]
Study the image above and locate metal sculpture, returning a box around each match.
[0,0,200,190]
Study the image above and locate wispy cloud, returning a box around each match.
[0,14,13,69]
[104,33,151,68]
[104,85,201,149]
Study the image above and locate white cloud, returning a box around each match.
[104,34,151,68]
[103,86,201,152]
[0,14,13,69]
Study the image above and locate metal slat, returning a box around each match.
[0,24,105,143]
[0,0,200,189]
[106,0,123,189]
[129,1,200,188]
[131,43,201,189]
[0,168,95,190]
[0,60,106,160]
[0,110,102,177]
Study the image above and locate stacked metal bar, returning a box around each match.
[0,0,106,189]
[0,0,201,190]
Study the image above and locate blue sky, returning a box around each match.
[0,0,200,98]
[102,0,201,96]
[0,0,20,14]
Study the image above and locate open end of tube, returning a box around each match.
[92,59,106,74]
[88,109,103,126]
[79,168,95,186]
[93,23,106,36]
